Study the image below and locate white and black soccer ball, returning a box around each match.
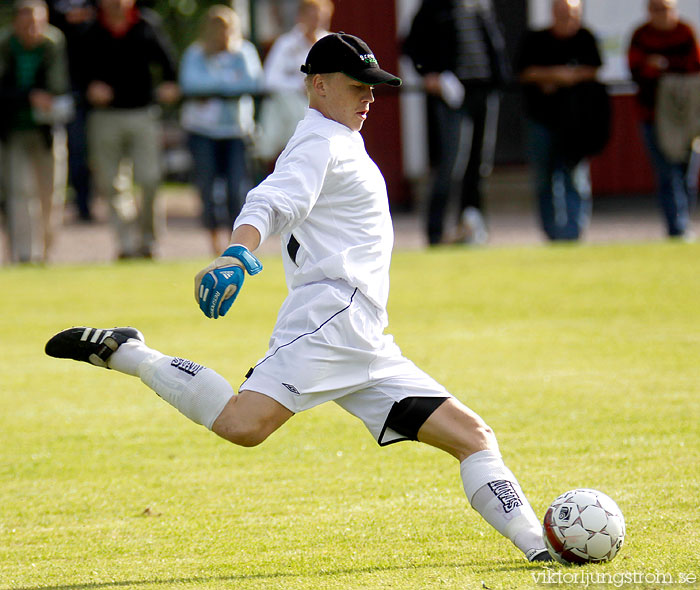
[542,488,625,565]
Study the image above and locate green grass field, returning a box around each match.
[1,241,698,589]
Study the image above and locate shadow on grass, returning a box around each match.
[4,560,545,590]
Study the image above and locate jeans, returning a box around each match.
[527,121,591,241]
[426,87,499,244]
[187,134,248,230]
[640,121,691,237]
[66,102,92,220]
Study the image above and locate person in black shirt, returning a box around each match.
[79,0,179,259]
[516,0,604,241]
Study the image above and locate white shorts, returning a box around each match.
[240,280,452,445]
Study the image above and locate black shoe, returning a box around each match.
[45,327,144,368]
[529,549,554,562]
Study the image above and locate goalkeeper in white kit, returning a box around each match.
[46,32,552,562]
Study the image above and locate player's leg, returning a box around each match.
[417,398,550,561]
[414,396,497,459]
[44,327,292,445]
[211,389,293,446]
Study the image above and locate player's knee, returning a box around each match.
[212,414,271,447]
[452,407,498,457]
[472,419,497,451]
[218,422,270,447]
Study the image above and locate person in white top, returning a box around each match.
[255,0,333,161]
[45,33,552,562]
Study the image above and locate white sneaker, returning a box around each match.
[454,207,488,245]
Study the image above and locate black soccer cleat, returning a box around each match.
[45,327,144,369]
[529,549,554,562]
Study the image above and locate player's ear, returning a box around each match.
[312,73,327,96]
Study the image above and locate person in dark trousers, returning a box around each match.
[628,0,700,239]
[516,0,604,242]
[47,0,96,222]
[404,0,510,246]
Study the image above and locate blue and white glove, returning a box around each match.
[194,245,263,319]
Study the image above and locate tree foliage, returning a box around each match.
[142,0,226,56]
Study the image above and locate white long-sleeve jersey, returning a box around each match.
[234,108,394,313]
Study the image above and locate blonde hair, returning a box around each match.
[200,4,242,53]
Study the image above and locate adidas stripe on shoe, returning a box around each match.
[45,327,144,368]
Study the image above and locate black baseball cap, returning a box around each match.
[300,33,402,87]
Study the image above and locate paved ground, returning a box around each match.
[2,165,696,266]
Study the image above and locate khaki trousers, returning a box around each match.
[88,107,162,256]
[1,128,67,263]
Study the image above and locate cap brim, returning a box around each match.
[345,68,402,87]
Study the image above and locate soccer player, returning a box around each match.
[46,33,551,562]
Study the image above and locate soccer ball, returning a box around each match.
[542,488,625,565]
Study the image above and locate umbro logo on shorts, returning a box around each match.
[282,383,300,394]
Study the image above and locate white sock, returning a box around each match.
[107,339,160,376]
[107,341,234,429]
[460,449,546,560]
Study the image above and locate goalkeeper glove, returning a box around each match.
[194,245,263,319]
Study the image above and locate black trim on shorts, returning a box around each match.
[377,396,450,446]
[244,287,358,380]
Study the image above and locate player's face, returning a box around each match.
[318,73,375,132]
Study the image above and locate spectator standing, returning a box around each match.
[47,0,96,222]
[515,0,605,241]
[179,5,264,255]
[404,0,510,246]
[80,0,179,259]
[255,0,333,163]
[0,0,70,264]
[628,0,700,239]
